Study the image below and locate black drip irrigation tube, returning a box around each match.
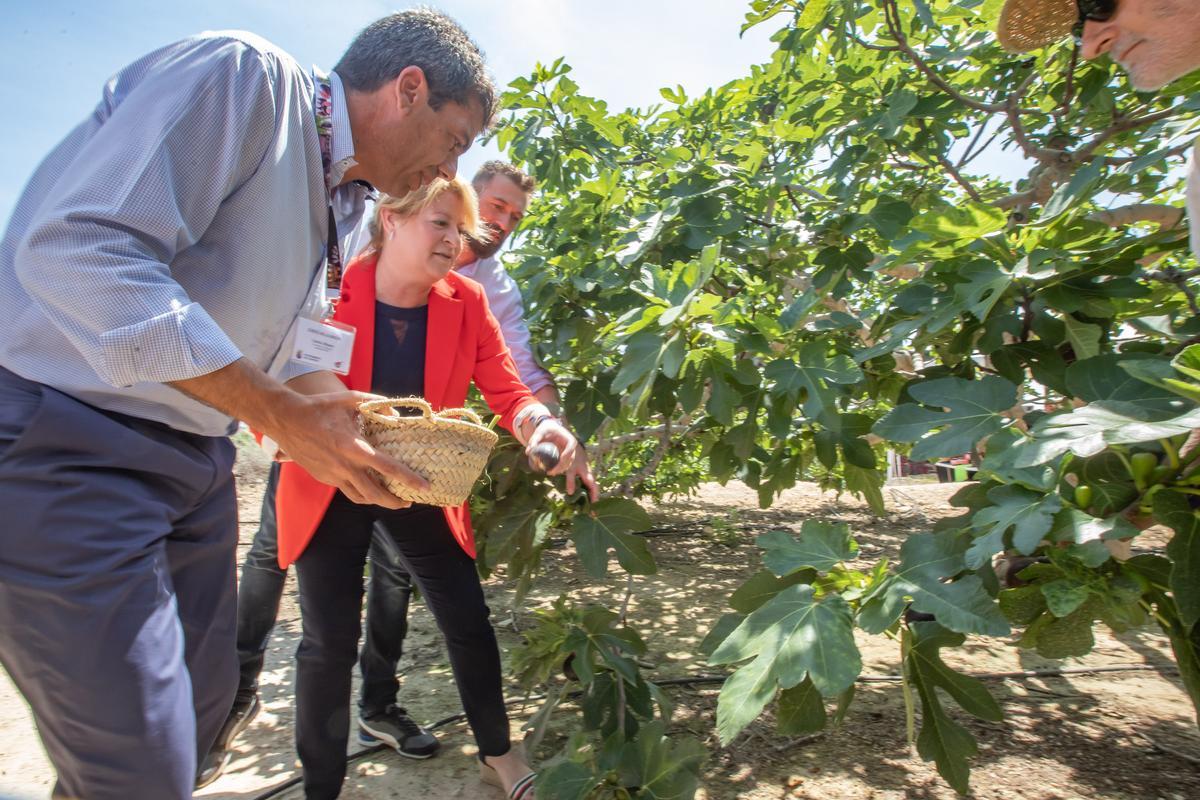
[244,662,1178,800]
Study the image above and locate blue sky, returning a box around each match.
[0,0,784,222]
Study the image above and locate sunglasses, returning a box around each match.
[1072,0,1116,43]
[1077,0,1116,24]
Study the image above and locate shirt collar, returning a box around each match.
[326,70,358,187]
[455,257,479,278]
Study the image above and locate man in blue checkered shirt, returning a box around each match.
[0,11,494,798]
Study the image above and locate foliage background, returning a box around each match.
[470,1,1200,796]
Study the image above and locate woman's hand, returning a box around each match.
[564,445,599,503]
[526,419,578,478]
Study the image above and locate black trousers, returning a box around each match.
[295,493,511,800]
[235,463,413,718]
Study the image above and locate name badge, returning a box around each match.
[290,318,355,375]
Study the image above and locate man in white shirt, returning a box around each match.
[458,161,599,499]
[996,0,1200,468]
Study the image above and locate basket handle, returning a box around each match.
[358,396,434,422]
[436,407,485,426]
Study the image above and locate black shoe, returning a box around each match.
[358,704,440,759]
[195,693,261,789]
[195,747,231,790]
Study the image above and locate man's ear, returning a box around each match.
[392,65,429,114]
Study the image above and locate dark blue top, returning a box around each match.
[371,300,427,400]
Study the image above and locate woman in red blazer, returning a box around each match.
[276,176,574,800]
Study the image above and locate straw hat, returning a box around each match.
[997,0,1078,53]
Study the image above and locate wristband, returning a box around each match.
[553,415,582,445]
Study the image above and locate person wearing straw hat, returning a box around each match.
[274,175,567,800]
[998,1,1200,93]
[996,0,1200,470]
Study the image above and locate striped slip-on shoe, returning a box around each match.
[479,760,536,799]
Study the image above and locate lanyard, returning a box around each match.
[290,68,359,374]
[313,70,344,296]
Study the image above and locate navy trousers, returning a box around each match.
[0,366,238,800]
[235,463,415,718]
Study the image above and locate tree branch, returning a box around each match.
[1101,141,1191,166]
[592,423,673,456]
[781,184,811,217]
[1146,266,1200,315]
[1182,286,1199,316]
[611,416,675,497]
[995,188,1039,212]
[595,414,701,499]
[849,25,899,52]
[1088,204,1185,229]
[917,120,984,202]
[747,214,781,228]
[1169,332,1200,357]
[1019,290,1035,343]
[935,154,984,201]
[1005,70,1063,163]
[878,0,998,113]
[1076,106,1184,161]
[881,0,1017,115]
[956,117,992,170]
[785,183,824,202]
[1052,43,1080,125]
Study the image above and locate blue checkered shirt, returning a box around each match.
[0,31,370,435]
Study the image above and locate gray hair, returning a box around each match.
[334,8,496,127]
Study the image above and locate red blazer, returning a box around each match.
[275,252,539,568]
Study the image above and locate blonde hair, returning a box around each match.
[367,175,486,254]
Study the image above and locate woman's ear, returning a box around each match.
[381,210,399,242]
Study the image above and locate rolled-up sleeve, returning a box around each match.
[13,37,278,387]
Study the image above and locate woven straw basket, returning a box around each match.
[358,397,498,506]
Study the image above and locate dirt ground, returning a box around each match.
[3,442,1200,800]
